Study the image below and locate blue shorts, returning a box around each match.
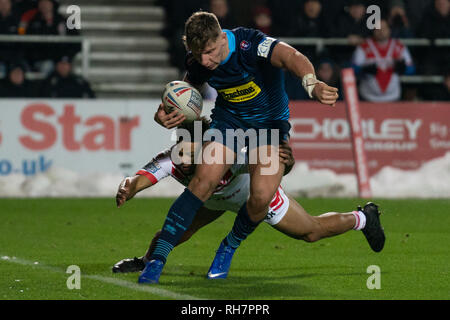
[206,107,291,156]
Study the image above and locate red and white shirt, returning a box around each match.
[136,149,289,225]
[352,38,413,102]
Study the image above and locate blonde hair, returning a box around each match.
[183,11,222,54]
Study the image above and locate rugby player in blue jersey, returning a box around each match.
[146,11,384,284]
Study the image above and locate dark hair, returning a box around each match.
[7,60,27,74]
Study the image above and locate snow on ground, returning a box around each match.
[1,152,449,199]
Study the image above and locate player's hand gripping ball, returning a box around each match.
[161,81,203,122]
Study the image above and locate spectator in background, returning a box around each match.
[209,0,236,29]
[0,0,20,34]
[289,0,329,38]
[285,0,330,64]
[25,0,79,74]
[388,0,414,38]
[418,0,449,75]
[40,55,95,98]
[0,60,37,97]
[251,5,272,35]
[401,0,432,33]
[161,0,207,71]
[316,58,342,100]
[26,0,66,35]
[15,0,40,35]
[352,19,415,102]
[0,0,21,75]
[418,0,449,39]
[333,0,370,45]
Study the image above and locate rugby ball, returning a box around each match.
[161,81,203,122]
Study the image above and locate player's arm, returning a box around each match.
[153,73,204,129]
[154,52,208,129]
[154,103,186,129]
[270,42,339,106]
[116,175,153,208]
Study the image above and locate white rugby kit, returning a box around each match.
[136,149,289,225]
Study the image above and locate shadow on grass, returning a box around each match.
[72,262,376,299]
[155,264,368,299]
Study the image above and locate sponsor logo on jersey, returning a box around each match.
[240,40,251,51]
[257,37,276,58]
[145,161,161,174]
[217,81,261,103]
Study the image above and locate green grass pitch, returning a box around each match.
[0,197,449,300]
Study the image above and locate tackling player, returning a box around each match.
[113,119,385,279]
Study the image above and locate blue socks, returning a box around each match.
[150,188,203,263]
[223,202,261,249]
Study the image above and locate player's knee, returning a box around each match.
[189,176,216,200]
[248,190,274,212]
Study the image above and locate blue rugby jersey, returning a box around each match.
[185,27,290,123]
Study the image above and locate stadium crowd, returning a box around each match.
[0,0,94,98]
[0,0,449,100]
[158,0,450,102]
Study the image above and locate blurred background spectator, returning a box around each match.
[0,0,20,74]
[0,0,448,101]
[333,0,371,45]
[352,19,415,102]
[24,0,80,74]
[418,0,449,39]
[288,0,330,38]
[39,55,95,98]
[209,0,237,29]
[316,58,342,99]
[159,0,207,71]
[0,0,20,34]
[416,0,450,76]
[0,60,37,97]
[250,5,272,35]
[388,1,414,38]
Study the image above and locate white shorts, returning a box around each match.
[264,186,290,225]
[204,174,289,226]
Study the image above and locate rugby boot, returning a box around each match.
[138,259,164,284]
[112,256,145,273]
[360,202,385,252]
[207,241,236,279]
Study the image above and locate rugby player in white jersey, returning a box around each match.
[112,118,384,277]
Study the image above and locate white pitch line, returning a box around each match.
[1,255,203,300]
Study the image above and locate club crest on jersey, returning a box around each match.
[240,40,251,51]
[217,81,261,103]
